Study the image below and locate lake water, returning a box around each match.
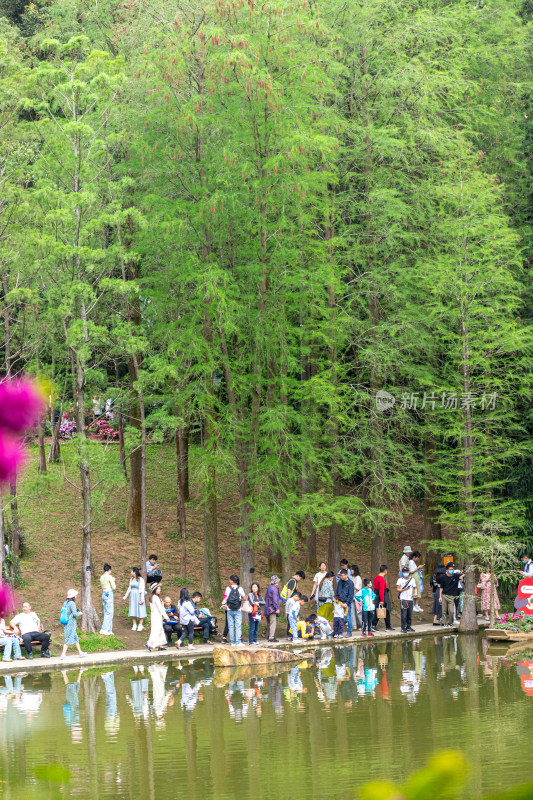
[1,634,532,799]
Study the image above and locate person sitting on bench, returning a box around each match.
[191,592,213,643]
[146,554,162,586]
[11,602,51,659]
[162,596,182,645]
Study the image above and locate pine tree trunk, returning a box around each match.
[201,319,221,600]
[37,424,47,473]
[130,353,147,579]
[9,477,20,564]
[301,346,317,568]
[423,430,442,575]
[125,363,142,535]
[179,427,190,503]
[268,546,282,575]
[281,551,292,585]
[73,351,99,632]
[48,417,61,463]
[176,428,187,577]
[458,315,478,634]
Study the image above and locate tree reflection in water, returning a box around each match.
[0,636,531,800]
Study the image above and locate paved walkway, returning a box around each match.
[0,621,483,676]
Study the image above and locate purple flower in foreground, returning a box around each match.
[0,582,15,617]
[0,379,44,434]
[0,431,25,482]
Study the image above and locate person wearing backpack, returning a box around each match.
[222,575,245,645]
[59,590,86,660]
[396,568,416,633]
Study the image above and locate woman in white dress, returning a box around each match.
[145,584,169,651]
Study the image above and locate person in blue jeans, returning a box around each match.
[247,583,265,645]
[0,618,23,661]
[223,575,245,645]
[336,569,355,636]
[99,563,116,636]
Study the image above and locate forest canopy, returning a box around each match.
[0,0,531,627]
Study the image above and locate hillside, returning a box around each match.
[10,440,427,646]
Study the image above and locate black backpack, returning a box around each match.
[227,586,242,610]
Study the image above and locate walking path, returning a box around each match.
[0,621,486,675]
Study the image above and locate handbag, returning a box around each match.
[376,603,387,620]
[221,602,228,612]
[242,599,253,614]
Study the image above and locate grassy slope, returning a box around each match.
[12,440,425,646]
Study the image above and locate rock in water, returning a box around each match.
[213,645,301,668]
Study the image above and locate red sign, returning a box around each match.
[515,578,533,615]
[517,663,533,697]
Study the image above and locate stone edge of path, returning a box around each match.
[0,621,487,676]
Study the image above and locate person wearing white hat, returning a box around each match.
[60,590,86,660]
[399,546,413,577]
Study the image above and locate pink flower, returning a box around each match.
[0,582,15,617]
[0,379,44,434]
[0,431,25,483]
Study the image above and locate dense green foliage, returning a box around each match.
[0,0,531,616]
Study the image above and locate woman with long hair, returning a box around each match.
[123,567,147,631]
[145,583,169,651]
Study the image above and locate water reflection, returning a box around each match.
[0,635,531,799]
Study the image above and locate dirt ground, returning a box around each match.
[12,442,438,649]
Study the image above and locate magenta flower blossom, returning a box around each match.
[0,431,25,482]
[0,379,44,433]
[0,582,15,617]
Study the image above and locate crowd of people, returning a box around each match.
[0,544,525,662]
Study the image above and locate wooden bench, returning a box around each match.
[0,633,52,656]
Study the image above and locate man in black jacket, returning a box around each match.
[336,569,355,636]
[438,564,464,626]
[431,563,446,626]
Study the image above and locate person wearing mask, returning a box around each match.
[396,567,416,633]
[11,602,51,659]
[176,588,199,650]
[162,596,182,645]
[222,575,245,646]
[99,563,116,636]
[373,565,394,631]
[310,562,327,611]
[431,563,446,626]
[247,582,265,646]
[438,563,464,626]
[59,590,86,660]
[264,575,281,642]
[336,569,355,636]
[350,565,363,629]
[123,568,147,631]
[520,554,533,579]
